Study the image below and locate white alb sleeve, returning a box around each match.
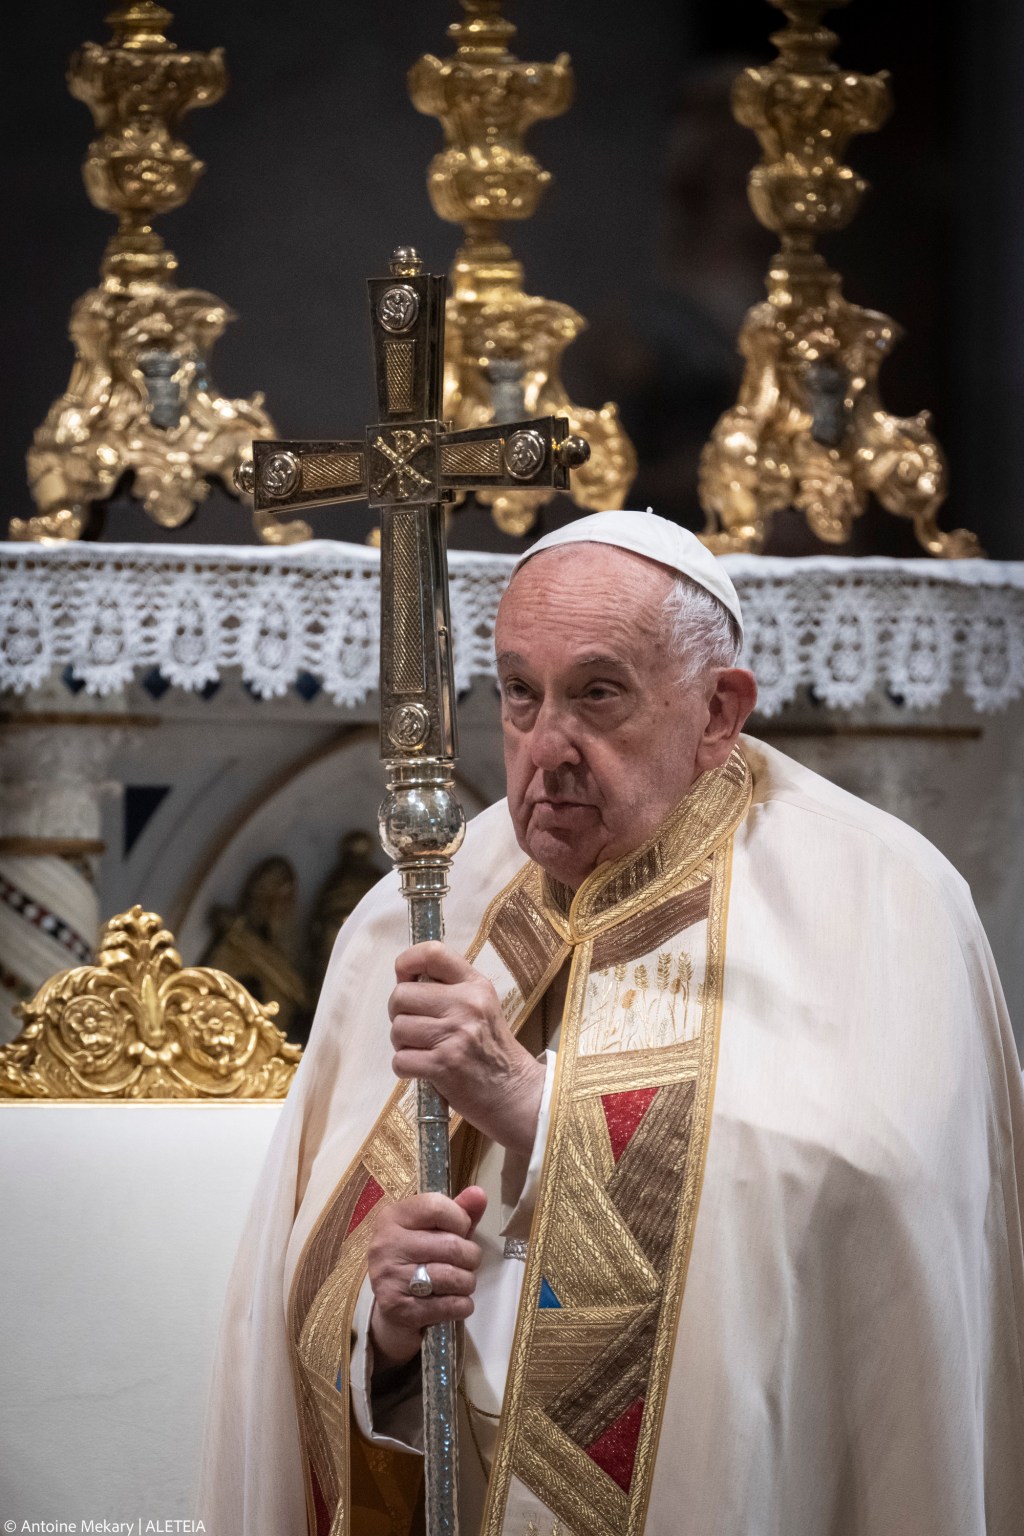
[349,1273,424,1453]
[499,1048,557,1239]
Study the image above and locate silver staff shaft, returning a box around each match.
[376,478,466,1536]
[379,758,466,1536]
[412,892,459,1536]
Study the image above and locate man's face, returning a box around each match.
[494,545,712,889]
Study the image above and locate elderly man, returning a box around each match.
[201,512,1024,1536]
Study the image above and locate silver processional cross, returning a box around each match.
[239,246,589,1536]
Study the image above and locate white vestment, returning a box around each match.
[200,738,1024,1535]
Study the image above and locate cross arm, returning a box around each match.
[437,417,589,497]
[248,438,367,515]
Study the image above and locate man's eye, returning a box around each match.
[583,685,618,701]
[502,680,533,702]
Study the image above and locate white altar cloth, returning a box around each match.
[2,542,1023,716]
[0,1101,282,1524]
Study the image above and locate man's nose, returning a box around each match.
[528,699,581,770]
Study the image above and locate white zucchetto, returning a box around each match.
[512,508,743,640]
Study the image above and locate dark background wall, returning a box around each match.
[3,0,1021,558]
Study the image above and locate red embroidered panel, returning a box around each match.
[584,1395,646,1493]
[601,1087,659,1163]
[345,1172,385,1237]
[311,1457,332,1536]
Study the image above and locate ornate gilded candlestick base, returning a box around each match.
[699,0,982,559]
[411,1,636,536]
[12,3,299,546]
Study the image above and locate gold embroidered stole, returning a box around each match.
[288,748,752,1536]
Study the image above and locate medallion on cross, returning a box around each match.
[377,283,420,333]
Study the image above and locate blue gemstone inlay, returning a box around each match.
[538,1277,561,1310]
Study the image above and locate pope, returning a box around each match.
[200,511,1024,1536]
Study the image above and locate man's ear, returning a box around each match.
[695,668,758,773]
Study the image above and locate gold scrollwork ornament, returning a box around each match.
[0,906,301,1100]
[12,3,305,546]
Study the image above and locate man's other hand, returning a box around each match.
[368,1187,487,1369]
[389,941,546,1155]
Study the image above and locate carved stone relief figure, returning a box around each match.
[201,856,312,1043]
[308,831,387,995]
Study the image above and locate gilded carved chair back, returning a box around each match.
[0,906,301,1100]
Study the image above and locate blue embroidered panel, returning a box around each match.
[538,1277,562,1310]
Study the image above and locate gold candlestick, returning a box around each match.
[699,0,982,558]
[410,0,636,536]
[13,3,302,546]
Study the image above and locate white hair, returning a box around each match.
[661,574,742,686]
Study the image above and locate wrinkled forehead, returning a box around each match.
[503,541,678,604]
[496,544,677,658]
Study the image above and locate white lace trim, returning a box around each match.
[1,543,1022,716]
